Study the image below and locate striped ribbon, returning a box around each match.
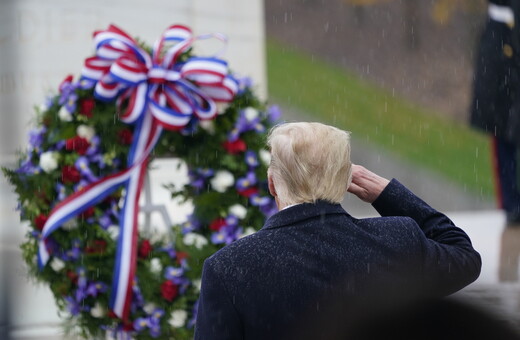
[38,24,238,321]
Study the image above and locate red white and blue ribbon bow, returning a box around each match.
[38,24,238,321]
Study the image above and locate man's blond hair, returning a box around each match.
[267,122,352,206]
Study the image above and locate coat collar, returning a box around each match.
[262,200,347,230]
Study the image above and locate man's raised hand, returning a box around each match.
[347,165,390,203]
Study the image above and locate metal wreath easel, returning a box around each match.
[139,171,174,241]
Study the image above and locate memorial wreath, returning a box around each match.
[3,24,279,339]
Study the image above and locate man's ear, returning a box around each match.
[268,173,277,198]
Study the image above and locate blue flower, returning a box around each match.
[133,317,150,332]
[164,266,184,282]
[98,213,112,229]
[62,240,82,261]
[259,198,278,218]
[28,126,47,153]
[236,76,253,94]
[228,108,265,142]
[16,158,40,175]
[250,194,271,207]
[159,244,177,259]
[211,229,227,245]
[56,183,67,201]
[132,279,145,309]
[58,78,79,113]
[85,136,101,157]
[65,296,81,316]
[86,282,107,297]
[236,171,257,191]
[211,223,241,246]
[188,168,214,191]
[225,214,239,227]
[75,157,98,183]
[181,214,201,234]
[65,92,79,113]
[245,150,259,168]
[77,78,95,90]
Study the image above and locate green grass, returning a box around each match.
[266,39,494,198]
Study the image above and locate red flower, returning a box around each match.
[66,270,78,284]
[85,239,107,254]
[223,139,247,154]
[161,280,179,302]
[117,129,133,145]
[176,251,189,265]
[79,98,95,118]
[209,218,227,231]
[138,240,152,259]
[65,136,90,155]
[34,214,48,230]
[35,190,49,202]
[238,187,259,198]
[79,207,95,219]
[61,165,81,184]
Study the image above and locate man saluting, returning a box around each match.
[195,122,481,340]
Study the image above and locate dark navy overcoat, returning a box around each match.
[194,180,481,340]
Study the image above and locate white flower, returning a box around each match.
[50,257,65,272]
[62,218,78,231]
[192,279,202,293]
[183,233,196,246]
[210,170,234,193]
[58,106,73,122]
[259,149,271,166]
[244,107,259,121]
[194,235,208,249]
[241,227,257,238]
[143,303,157,314]
[150,258,162,274]
[90,302,105,318]
[107,225,120,240]
[229,204,247,219]
[39,151,59,173]
[183,233,208,250]
[216,102,230,115]
[76,125,96,141]
[199,120,215,134]
[169,309,188,328]
[149,227,169,244]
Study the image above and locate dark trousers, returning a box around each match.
[492,136,520,222]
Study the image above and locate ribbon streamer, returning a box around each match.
[38,24,238,321]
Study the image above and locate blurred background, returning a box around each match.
[1,0,520,338]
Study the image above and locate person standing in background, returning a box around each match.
[470,0,520,224]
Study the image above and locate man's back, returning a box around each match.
[195,180,481,340]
